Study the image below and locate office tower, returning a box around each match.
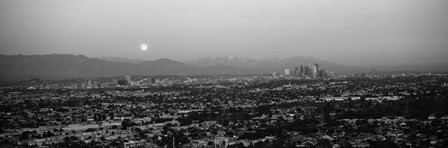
[312,65,317,78]
[318,69,325,78]
[309,66,313,77]
[272,72,278,79]
[125,75,131,85]
[315,64,319,77]
[87,80,92,89]
[300,65,305,77]
[112,79,118,85]
[308,62,313,77]
[294,67,299,77]
[304,66,309,77]
[285,69,290,76]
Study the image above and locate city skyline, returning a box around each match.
[1,0,448,66]
[1,1,448,147]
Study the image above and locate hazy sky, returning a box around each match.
[1,0,447,65]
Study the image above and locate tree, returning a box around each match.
[369,140,399,148]
[228,143,245,148]
[315,139,331,148]
[207,141,214,146]
[339,140,353,148]
[121,118,133,130]
[109,112,115,120]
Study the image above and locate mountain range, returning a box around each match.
[0,54,446,81]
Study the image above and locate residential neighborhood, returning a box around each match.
[1,74,448,147]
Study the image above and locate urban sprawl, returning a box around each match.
[1,63,448,148]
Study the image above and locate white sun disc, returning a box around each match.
[140,44,148,51]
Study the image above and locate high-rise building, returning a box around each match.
[285,69,290,76]
[312,65,317,78]
[315,64,319,77]
[318,69,326,78]
[272,72,278,79]
[112,79,118,85]
[300,65,306,77]
[294,67,299,77]
[304,66,310,77]
[87,80,93,89]
[125,75,132,84]
[309,62,314,77]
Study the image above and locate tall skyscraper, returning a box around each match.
[309,62,314,77]
[312,65,317,78]
[285,69,290,76]
[305,66,310,77]
[299,65,305,77]
[315,64,319,77]
[294,67,299,77]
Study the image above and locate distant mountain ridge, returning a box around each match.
[99,57,144,64]
[0,54,446,81]
[366,63,448,73]
[186,55,255,67]
[0,54,257,81]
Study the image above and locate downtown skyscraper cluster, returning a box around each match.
[292,62,329,79]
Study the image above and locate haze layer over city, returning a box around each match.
[1,0,448,148]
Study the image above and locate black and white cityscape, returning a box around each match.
[1,0,448,148]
